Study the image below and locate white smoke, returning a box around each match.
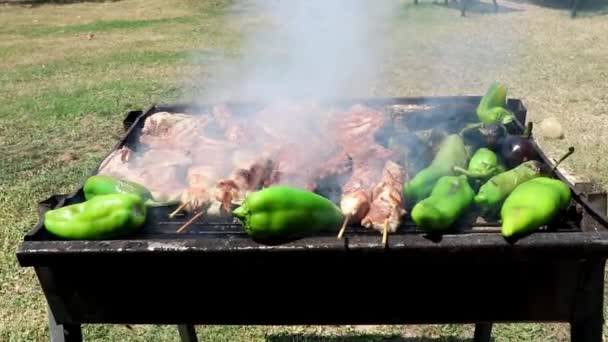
[199,0,399,104]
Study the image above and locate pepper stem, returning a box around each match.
[458,122,484,136]
[523,121,533,138]
[550,146,575,174]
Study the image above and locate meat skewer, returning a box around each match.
[170,165,222,218]
[336,159,383,239]
[215,158,275,213]
[361,160,407,247]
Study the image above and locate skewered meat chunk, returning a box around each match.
[173,165,227,214]
[179,187,210,213]
[215,158,275,212]
[340,159,383,222]
[361,161,407,233]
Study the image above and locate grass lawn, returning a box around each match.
[1,0,608,341]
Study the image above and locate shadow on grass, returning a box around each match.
[0,0,120,5]
[439,0,525,14]
[509,0,608,15]
[266,333,490,342]
[408,0,524,15]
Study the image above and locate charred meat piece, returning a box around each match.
[361,161,407,233]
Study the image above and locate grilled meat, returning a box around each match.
[139,111,230,150]
[361,161,407,233]
[173,165,227,214]
[332,105,394,162]
[215,158,275,212]
[211,104,251,143]
[179,187,210,214]
[339,159,383,222]
[97,146,134,179]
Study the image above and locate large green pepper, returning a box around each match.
[44,193,146,240]
[84,175,177,207]
[411,175,475,232]
[474,160,543,214]
[232,186,344,241]
[404,134,469,203]
[476,82,513,125]
[454,148,505,179]
[501,177,571,238]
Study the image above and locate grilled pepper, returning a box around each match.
[411,175,475,232]
[476,82,513,125]
[474,160,543,215]
[404,134,469,203]
[501,177,571,238]
[454,148,505,179]
[44,193,146,240]
[232,186,344,241]
[84,175,177,207]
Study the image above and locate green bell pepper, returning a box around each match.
[232,186,344,241]
[454,148,505,179]
[404,134,469,203]
[476,82,513,125]
[473,160,543,215]
[411,175,475,232]
[501,177,571,238]
[84,175,177,207]
[44,193,147,240]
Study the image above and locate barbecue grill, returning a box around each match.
[17,96,608,342]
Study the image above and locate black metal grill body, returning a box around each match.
[16,96,608,341]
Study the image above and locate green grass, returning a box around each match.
[1,0,608,341]
[0,16,199,37]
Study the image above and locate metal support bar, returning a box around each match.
[178,324,198,342]
[48,304,82,342]
[473,323,493,342]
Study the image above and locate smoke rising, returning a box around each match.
[199,0,399,103]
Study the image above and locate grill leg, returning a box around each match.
[178,324,198,342]
[570,260,605,342]
[571,318,603,342]
[473,323,492,342]
[48,305,82,342]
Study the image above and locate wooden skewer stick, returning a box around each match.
[337,214,351,239]
[382,219,389,248]
[169,202,189,218]
[176,211,205,233]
